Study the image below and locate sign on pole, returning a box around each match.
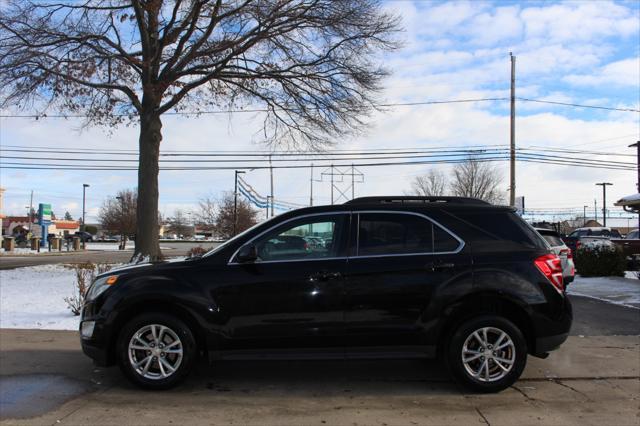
[38,203,52,225]
[38,203,52,248]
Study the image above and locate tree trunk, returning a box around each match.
[134,110,162,262]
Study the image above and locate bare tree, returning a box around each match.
[166,209,194,238]
[194,196,217,235]
[450,157,504,204]
[215,193,258,239]
[0,0,400,260]
[410,169,447,196]
[98,189,137,247]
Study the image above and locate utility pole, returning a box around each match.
[233,170,245,236]
[583,205,588,227]
[509,52,516,207]
[82,184,89,250]
[630,141,640,231]
[351,164,355,199]
[269,155,274,217]
[266,196,272,220]
[594,200,597,223]
[595,182,613,227]
[27,189,33,233]
[310,163,314,206]
[330,164,334,204]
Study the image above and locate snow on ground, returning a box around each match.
[569,274,640,309]
[85,242,135,251]
[0,264,81,330]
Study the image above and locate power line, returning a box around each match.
[516,98,640,113]
[1,154,633,171]
[1,97,637,119]
[0,98,506,118]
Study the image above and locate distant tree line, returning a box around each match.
[99,190,258,241]
[410,156,505,204]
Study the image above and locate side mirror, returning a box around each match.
[236,244,258,263]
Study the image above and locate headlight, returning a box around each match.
[85,275,119,301]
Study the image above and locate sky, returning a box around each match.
[1,0,639,224]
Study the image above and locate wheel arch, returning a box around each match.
[436,292,536,357]
[106,299,208,365]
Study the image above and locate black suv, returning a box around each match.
[80,197,571,392]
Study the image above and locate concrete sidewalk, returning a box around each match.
[1,329,639,425]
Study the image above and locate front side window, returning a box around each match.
[253,215,343,262]
[357,213,459,256]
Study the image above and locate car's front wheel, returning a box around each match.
[117,313,197,389]
[446,315,527,393]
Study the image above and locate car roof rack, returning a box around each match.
[344,196,490,205]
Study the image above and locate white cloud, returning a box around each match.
[521,2,639,43]
[563,58,640,87]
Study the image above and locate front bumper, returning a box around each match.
[81,339,111,366]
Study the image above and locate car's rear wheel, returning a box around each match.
[117,313,196,389]
[446,315,527,393]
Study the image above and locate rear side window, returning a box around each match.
[357,213,460,256]
[449,210,548,250]
[540,234,563,247]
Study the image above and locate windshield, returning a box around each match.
[202,218,274,258]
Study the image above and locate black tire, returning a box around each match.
[445,315,527,393]
[117,313,197,390]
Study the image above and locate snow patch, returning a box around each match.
[0,265,81,330]
[569,275,640,309]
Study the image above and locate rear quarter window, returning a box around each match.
[445,210,549,251]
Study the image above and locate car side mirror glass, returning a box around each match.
[236,244,258,263]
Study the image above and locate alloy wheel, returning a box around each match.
[461,326,516,382]
[127,324,184,380]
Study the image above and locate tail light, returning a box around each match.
[534,254,564,294]
[559,249,575,277]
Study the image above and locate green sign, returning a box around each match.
[39,203,52,224]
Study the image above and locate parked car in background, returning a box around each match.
[612,229,640,269]
[80,196,571,393]
[66,231,94,242]
[562,227,622,257]
[303,236,325,249]
[536,228,575,284]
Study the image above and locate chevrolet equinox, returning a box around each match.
[80,196,572,392]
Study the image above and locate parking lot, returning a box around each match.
[1,295,638,426]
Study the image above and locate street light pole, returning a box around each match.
[583,205,588,227]
[116,195,124,250]
[595,182,612,227]
[82,183,89,250]
[233,170,245,236]
[630,141,640,231]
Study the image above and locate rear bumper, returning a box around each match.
[534,332,569,355]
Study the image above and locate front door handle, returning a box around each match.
[425,262,456,272]
[308,271,342,282]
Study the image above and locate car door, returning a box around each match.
[344,211,470,355]
[216,213,350,352]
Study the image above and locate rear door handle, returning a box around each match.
[425,262,456,272]
[308,271,342,282]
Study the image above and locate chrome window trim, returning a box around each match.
[354,210,465,257]
[227,211,351,264]
[227,209,465,265]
